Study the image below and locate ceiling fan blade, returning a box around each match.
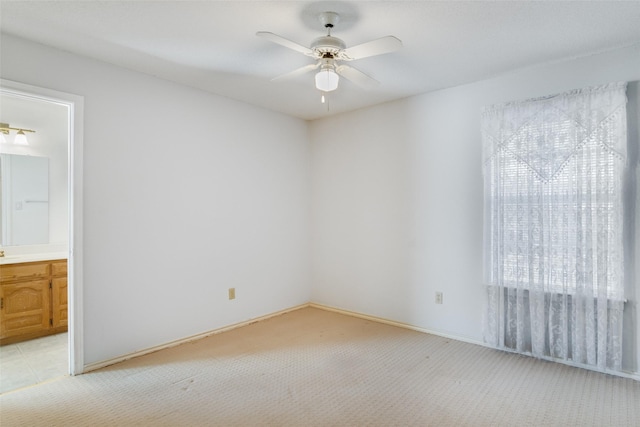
[256,31,313,56]
[342,36,402,60]
[336,65,380,89]
[272,63,320,81]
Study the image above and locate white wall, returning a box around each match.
[310,44,640,374]
[1,34,312,365]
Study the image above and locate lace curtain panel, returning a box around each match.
[481,83,628,371]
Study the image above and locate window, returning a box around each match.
[481,83,627,371]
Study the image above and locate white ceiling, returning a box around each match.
[2,1,640,120]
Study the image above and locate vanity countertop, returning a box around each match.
[0,252,68,265]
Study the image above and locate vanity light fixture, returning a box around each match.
[14,130,29,146]
[0,123,35,145]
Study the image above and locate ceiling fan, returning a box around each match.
[257,12,402,93]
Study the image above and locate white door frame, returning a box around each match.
[1,79,84,375]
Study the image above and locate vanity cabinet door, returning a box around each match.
[52,276,68,328]
[0,279,51,339]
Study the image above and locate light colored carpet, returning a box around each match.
[1,307,638,426]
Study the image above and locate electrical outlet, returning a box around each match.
[228,288,236,300]
[435,292,443,304]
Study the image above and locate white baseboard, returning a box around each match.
[308,303,485,347]
[82,303,309,373]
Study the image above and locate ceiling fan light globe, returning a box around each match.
[315,69,339,92]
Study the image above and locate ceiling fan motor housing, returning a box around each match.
[311,36,346,58]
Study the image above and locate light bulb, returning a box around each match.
[14,130,29,146]
[315,69,339,92]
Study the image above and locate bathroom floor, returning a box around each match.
[0,333,68,394]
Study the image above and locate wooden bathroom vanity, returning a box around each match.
[0,258,68,345]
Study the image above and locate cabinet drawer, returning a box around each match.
[51,260,67,277]
[0,262,50,283]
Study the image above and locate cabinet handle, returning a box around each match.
[1,297,3,309]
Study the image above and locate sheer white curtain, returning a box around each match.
[481,83,627,371]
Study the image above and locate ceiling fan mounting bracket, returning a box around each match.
[319,12,340,29]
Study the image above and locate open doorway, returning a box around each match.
[0,80,83,393]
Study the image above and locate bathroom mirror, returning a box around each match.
[0,154,50,246]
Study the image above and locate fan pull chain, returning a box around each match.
[321,93,331,112]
